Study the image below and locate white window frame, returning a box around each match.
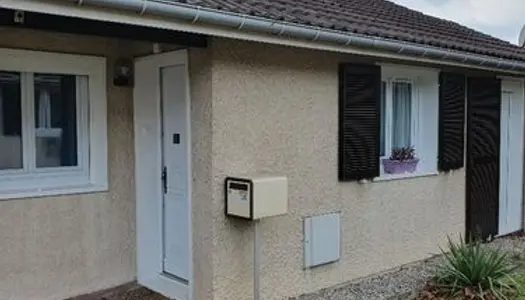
[377,64,439,181]
[0,48,108,199]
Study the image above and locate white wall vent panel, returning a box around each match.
[304,212,341,268]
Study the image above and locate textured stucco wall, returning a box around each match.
[188,48,215,300]
[208,38,465,300]
[0,28,142,300]
[0,27,465,300]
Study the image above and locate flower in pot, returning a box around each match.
[382,146,419,174]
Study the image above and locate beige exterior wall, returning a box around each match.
[207,38,465,300]
[0,27,465,300]
[188,48,215,300]
[0,28,146,300]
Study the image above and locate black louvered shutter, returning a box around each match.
[466,76,501,240]
[339,64,381,181]
[438,72,466,171]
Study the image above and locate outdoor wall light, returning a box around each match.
[113,58,134,87]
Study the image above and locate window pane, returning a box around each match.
[34,74,78,168]
[380,81,386,156]
[0,72,22,170]
[392,82,412,148]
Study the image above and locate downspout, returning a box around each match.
[67,0,525,73]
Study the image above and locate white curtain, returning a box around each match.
[38,89,51,129]
[392,82,412,148]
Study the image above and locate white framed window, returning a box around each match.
[380,80,417,156]
[0,48,107,199]
[377,65,439,180]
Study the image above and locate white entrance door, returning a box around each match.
[499,80,525,236]
[134,50,191,300]
[161,65,190,280]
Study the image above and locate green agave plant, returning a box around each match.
[514,275,525,300]
[432,237,519,300]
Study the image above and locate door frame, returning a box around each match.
[133,49,192,300]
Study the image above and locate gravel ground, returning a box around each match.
[486,235,525,258]
[292,236,525,300]
[290,256,441,300]
[68,236,525,300]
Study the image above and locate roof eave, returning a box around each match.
[4,0,525,74]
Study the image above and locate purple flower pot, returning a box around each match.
[381,158,419,174]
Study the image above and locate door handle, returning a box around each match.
[173,133,180,144]
[161,166,167,194]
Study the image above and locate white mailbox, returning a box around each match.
[225,176,288,220]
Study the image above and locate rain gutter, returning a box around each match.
[66,0,525,73]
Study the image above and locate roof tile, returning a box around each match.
[164,0,525,61]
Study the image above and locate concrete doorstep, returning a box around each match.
[65,282,168,300]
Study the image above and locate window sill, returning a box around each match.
[0,183,108,200]
[365,171,439,183]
